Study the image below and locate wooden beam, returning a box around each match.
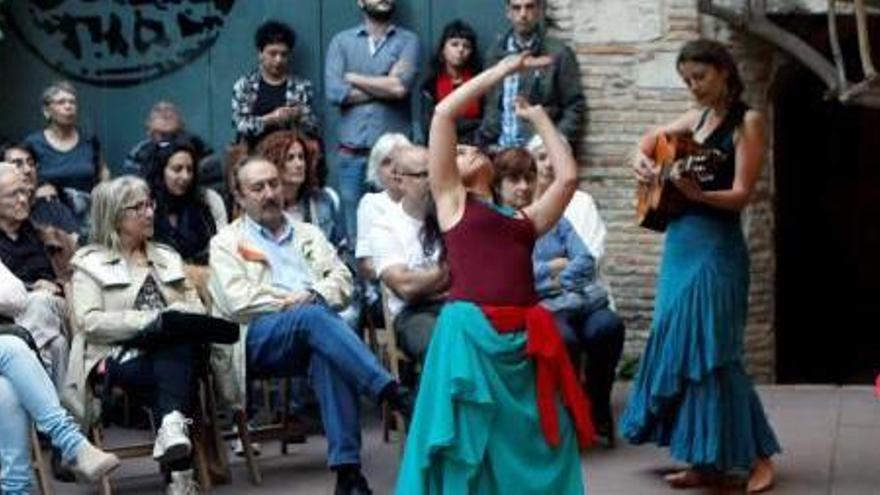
[828,0,850,90]
[854,0,878,79]
[698,0,841,91]
[699,0,880,107]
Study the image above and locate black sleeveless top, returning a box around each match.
[689,100,749,220]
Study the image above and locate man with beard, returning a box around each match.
[233,20,320,148]
[325,0,420,243]
[209,156,408,495]
[476,0,585,149]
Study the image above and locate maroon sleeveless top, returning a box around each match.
[444,196,539,306]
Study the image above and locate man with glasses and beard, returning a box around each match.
[325,0,420,244]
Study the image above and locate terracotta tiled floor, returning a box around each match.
[50,385,880,494]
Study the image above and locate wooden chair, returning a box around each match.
[89,377,223,495]
[31,427,54,495]
[225,377,309,486]
[363,285,409,451]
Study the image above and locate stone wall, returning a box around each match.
[545,0,779,382]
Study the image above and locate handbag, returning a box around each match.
[122,310,239,350]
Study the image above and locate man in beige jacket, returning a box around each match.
[209,156,405,495]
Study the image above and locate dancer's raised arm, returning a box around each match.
[429,53,551,230]
[517,99,578,236]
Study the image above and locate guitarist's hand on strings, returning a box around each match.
[632,150,657,184]
[672,176,705,202]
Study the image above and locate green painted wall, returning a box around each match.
[0,0,505,174]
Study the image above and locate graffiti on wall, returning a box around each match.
[4,0,235,87]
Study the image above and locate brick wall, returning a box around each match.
[545,0,778,382]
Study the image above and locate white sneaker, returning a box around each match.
[72,442,120,481]
[153,411,192,463]
[166,469,200,495]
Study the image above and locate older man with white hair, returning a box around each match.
[0,162,69,389]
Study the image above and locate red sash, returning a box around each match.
[481,304,596,449]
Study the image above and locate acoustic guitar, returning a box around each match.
[635,133,726,232]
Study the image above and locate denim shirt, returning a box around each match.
[298,188,353,267]
[244,214,315,292]
[533,217,596,297]
[499,34,538,148]
[324,23,420,147]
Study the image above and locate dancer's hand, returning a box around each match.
[514,97,549,123]
[497,52,554,76]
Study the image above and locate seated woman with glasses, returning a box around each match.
[64,176,208,494]
[2,143,80,280]
[144,135,228,302]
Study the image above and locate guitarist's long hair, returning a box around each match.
[676,39,744,106]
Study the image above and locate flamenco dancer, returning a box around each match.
[621,39,781,493]
[394,52,595,494]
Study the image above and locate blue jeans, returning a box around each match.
[334,151,367,243]
[554,307,625,421]
[246,304,393,467]
[0,335,86,494]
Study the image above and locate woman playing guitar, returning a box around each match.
[620,39,781,493]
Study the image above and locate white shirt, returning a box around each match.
[355,191,399,259]
[564,190,607,261]
[372,202,440,318]
[0,259,27,319]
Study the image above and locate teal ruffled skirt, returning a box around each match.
[619,210,781,471]
[395,301,584,494]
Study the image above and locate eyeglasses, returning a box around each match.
[121,198,155,217]
[396,170,429,179]
[9,157,36,169]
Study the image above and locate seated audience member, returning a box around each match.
[232,20,319,148]
[0,163,70,388]
[373,146,448,364]
[527,134,606,260]
[355,132,410,281]
[65,177,207,494]
[420,20,483,143]
[2,143,38,189]
[257,130,349,262]
[208,156,407,495]
[123,101,211,177]
[494,148,624,445]
[4,141,79,232]
[24,81,109,236]
[3,144,80,282]
[145,136,228,301]
[1,302,119,494]
[258,131,361,329]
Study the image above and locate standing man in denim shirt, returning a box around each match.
[325,0,420,242]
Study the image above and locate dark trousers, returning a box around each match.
[107,344,202,471]
[554,307,625,423]
[393,301,444,363]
